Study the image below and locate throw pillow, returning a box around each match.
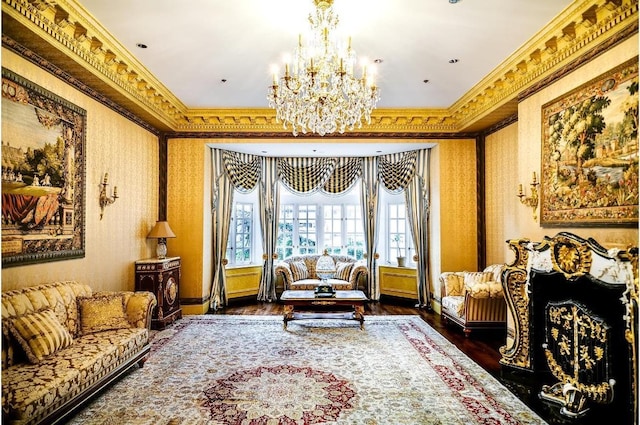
[335,262,353,281]
[290,261,309,281]
[463,272,495,298]
[77,294,131,335]
[8,309,73,364]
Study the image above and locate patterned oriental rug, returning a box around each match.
[68,315,547,425]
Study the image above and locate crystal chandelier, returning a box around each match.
[267,0,380,136]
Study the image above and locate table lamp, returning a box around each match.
[147,220,176,259]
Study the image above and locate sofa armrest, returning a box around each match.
[440,272,465,298]
[274,262,293,290]
[348,262,368,290]
[124,291,157,330]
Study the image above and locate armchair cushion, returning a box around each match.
[463,271,503,298]
[290,261,309,281]
[335,262,353,281]
[440,272,465,296]
[441,295,465,318]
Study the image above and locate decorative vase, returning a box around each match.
[397,256,406,267]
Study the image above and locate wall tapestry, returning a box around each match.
[1,68,86,267]
[541,57,638,227]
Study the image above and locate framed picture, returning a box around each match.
[541,58,638,227]
[2,68,86,267]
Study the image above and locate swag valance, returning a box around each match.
[219,150,420,194]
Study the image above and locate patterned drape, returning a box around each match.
[257,157,279,301]
[378,151,418,193]
[361,157,380,300]
[209,150,235,310]
[222,150,261,193]
[322,157,362,194]
[405,149,432,309]
[277,157,337,194]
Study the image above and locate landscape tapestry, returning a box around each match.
[1,69,86,267]
[541,57,638,226]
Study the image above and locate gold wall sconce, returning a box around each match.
[517,172,539,220]
[99,173,118,220]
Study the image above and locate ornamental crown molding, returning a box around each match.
[2,0,637,134]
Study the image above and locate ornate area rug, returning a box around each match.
[68,315,547,425]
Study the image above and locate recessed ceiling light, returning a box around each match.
[449,59,459,64]
[423,79,430,83]
[449,0,461,3]
[374,59,383,64]
[136,43,147,49]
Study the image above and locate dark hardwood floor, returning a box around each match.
[215,297,623,425]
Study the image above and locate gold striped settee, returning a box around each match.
[275,254,368,293]
[1,281,156,425]
[439,264,507,337]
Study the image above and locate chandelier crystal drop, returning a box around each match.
[267,0,380,136]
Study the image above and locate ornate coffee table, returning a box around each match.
[280,290,368,330]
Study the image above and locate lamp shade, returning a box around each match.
[147,221,176,239]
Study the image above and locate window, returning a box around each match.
[276,185,365,260]
[387,201,410,263]
[226,202,254,265]
[344,205,364,259]
[323,204,342,254]
[298,204,317,255]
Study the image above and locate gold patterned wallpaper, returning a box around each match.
[485,124,519,265]
[166,138,211,314]
[1,48,159,292]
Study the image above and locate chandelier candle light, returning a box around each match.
[267,0,380,136]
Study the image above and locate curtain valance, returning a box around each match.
[222,150,261,193]
[322,157,362,195]
[277,157,337,194]
[379,150,418,193]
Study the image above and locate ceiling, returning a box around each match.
[71,0,573,156]
[79,0,572,110]
[4,0,578,156]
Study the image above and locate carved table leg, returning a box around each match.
[354,304,365,330]
[283,304,294,330]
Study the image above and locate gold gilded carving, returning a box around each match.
[103,50,116,66]
[581,6,598,28]
[89,37,103,54]
[545,37,558,54]
[27,0,49,11]
[506,238,530,268]
[73,23,87,42]
[541,304,614,417]
[562,23,577,41]
[550,235,592,279]
[53,5,69,28]
[499,267,531,370]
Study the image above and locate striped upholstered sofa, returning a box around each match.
[275,254,368,293]
[439,264,507,337]
[1,281,156,425]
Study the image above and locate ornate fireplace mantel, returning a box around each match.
[499,232,638,421]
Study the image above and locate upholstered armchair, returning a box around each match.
[439,264,507,337]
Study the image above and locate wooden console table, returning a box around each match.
[280,290,368,330]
